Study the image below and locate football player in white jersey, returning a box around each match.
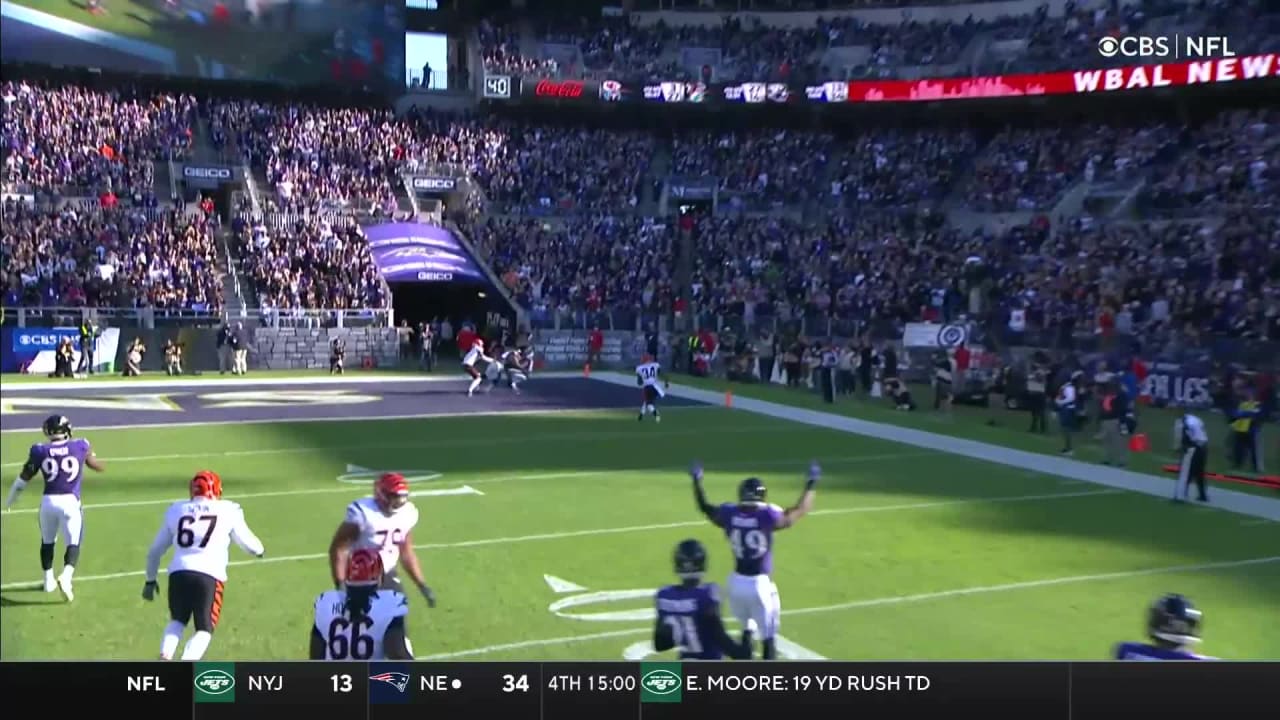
[142,470,266,661]
[329,472,437,607]
[311,547,413,660]
[462,338,494,397]
[636,355,667,422]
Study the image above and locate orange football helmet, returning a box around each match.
[190,470,223,499]
[374,472,410,511]
[345,548,384,588]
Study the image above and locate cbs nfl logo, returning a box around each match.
[599,80,623,102]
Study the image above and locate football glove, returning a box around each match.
[689,461,704,484]
[142,580,159,601]
[418,582,437,608]
[806,461,821,490]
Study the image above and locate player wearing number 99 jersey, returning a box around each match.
[3,415,106,602]
[654,539,750,660]
[690,460,819,660]
[143,471,266,661]
[311,548,413,660]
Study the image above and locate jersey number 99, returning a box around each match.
[328,616,375,659]
[41,456,81,482]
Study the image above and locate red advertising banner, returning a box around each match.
[845,54,1277,102]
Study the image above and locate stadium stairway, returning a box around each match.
[218,225,253,318]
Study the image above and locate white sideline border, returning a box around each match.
[0,370,583,393]
[588,372,1280,523]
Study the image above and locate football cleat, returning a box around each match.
[43,571,56,593]
[673,538,708,579]
[345,548,384,588]
[738,477,767,504]
[375,472,410,511]
[190,470,223,499]
[1148,593,1202,645]
[57,573,74,602]
[42,414,72,440]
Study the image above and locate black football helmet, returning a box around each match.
[673,539,708,579]
[738,477,767,504]
[1147,593,1202,646]
[42,415,72,440]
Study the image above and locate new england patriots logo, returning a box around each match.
[370,672,410,693]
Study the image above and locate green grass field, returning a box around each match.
[1,376,1277,662]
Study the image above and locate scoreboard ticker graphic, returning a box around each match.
[6,660,1274,719]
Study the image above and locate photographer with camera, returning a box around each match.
[76,319,99,375]
[124,337,145,377]
[163,340,184,376]
[330,336,346,375]
[53,337,75,378]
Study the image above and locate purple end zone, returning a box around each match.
[0,377,708,432]
[1,18,173,75]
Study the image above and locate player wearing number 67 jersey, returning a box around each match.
[3,415,105,602]
[690,460,819,660]
[142,471,266,661]
[311,548,413,660]
[329,472,437,607]
[654,539,750,660]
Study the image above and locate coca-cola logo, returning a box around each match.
[534,80,584,98]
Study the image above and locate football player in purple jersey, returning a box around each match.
[4,415,105,601]
[690,460,819,660]
[654,539,750,660]
[1113,594,1212,661]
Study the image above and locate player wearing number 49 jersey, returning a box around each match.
[691,460,819,660]
[4,415,106,603]
[329,472,437,607]
[142,471,266,661]
[312,548,413,660]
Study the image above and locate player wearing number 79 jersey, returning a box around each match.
[329,472,437,607]
[3,415,105,603]
[311,548,413,660]
[690,460,819,660]
[142,471,266,661]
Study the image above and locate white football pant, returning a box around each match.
[727,572,780,640]
[39,494,84,545]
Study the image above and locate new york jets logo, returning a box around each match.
[194,669,235,695]
[641,669,681,695]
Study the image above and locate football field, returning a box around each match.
[1,373,1277,661]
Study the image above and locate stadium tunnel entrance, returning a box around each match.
[390,279,512,342]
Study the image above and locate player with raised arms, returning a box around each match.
[462,337,494,397]
[329,472,437,607]
[635,354,667,422]
[312,547,414,660]
[3,414,105,602]
[1114,593,1213,661]
[690,460,819,660]
[142,470,266,661]
[653,539,751,660]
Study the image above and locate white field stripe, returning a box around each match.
[0,371,584,393]
[0,489,1117,589]
[0,420,795,469]
[417,555,1280,660]
[1,452,926,515]
[0,404,719,435]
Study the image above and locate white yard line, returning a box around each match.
[0,488,1115,589]
[1,451,926,515]
[591,373,1280,523]
[419,555,1280,660]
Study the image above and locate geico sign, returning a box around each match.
[184,167,232,180]
[412,177,455,191]
[417,272,454,281]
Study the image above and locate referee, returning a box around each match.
[1173,412,1210,503]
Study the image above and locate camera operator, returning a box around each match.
[124,337,145,377]
[1027,353,1050,433]
[163,339,184,376]
[886,377,916,411]
[76,319,99,375]
[819,341,838,404]
[330,336,346,375]
[53,337,75,378]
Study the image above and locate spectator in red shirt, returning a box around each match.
[456,326,477,355]
[588,326,603,367]
[953,343,971,389]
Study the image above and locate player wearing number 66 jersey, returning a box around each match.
[3,415,105,602]
[690,460,819,660]
[654,539,750,660]
[329,472,437,607]
[142,471,265,661]
[311,548,413,660]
